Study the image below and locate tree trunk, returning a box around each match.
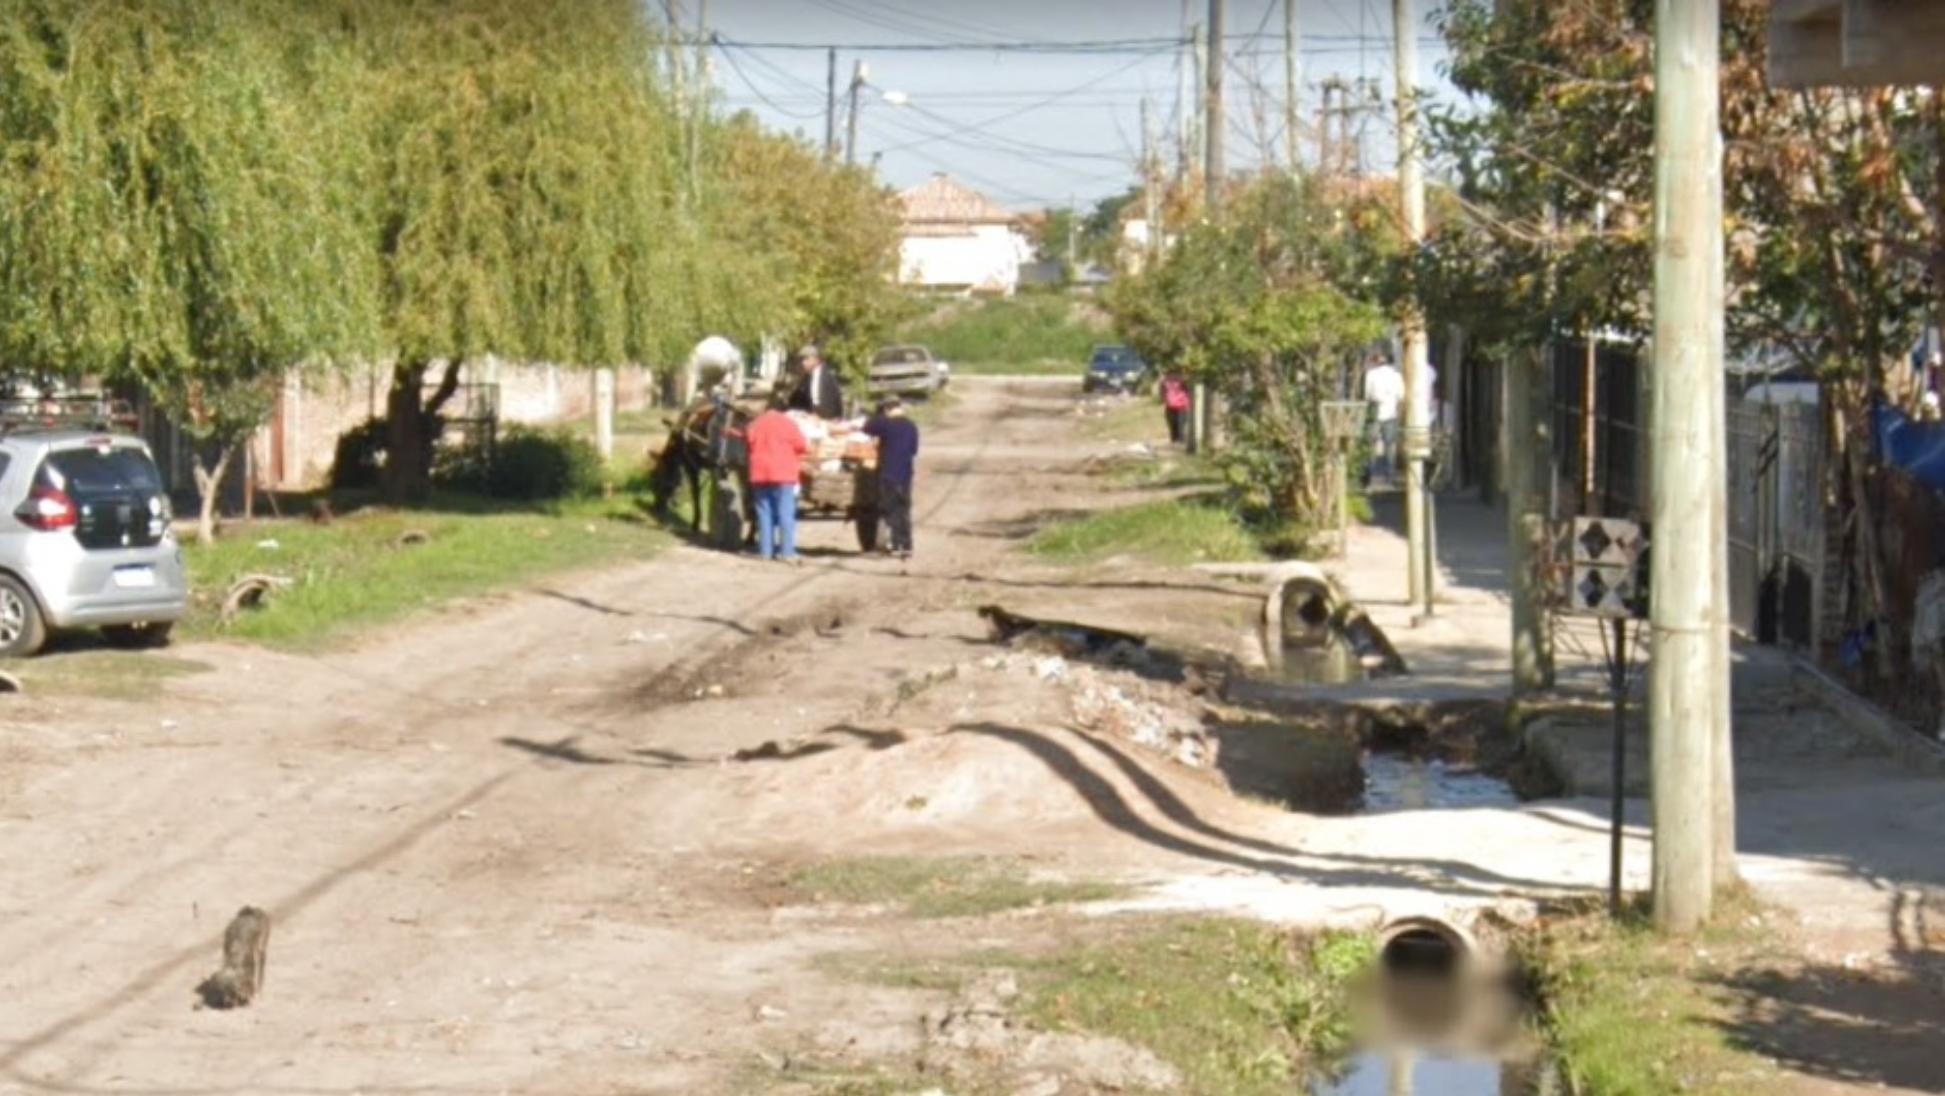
[190,443,238,548]
[381,359,464,504]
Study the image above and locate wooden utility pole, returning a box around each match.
[1395,0,1433,619]
[825,48,838,161]
[1649,0,1727,934]
[1284,0,1301,174]
[845,60,866,166]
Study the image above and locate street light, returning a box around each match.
[845,63,907,166]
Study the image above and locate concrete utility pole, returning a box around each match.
[1284,0,1301,174]
[1142,100,1162,268]
[1506,347,1556,694]
[1189,0,1224,458]
[845,59,866,166]
[1649,0,1729,934]
[689,0,708,205]
[825,48,838,160]
[1205,0,1225,212]
[1394,0,1434,619]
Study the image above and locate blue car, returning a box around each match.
[1083,345,1147,394]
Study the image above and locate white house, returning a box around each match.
[896,174,1030,296]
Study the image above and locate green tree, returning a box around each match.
[1110,176,1386,538]
[0,1,373,543]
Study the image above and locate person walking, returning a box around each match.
[1362,354,1405,484]
[788,344,845,420]
[1160,371,1191,445]
[746,393,807,562]
[863,397,920,558]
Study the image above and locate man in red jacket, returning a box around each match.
[746,393,808,562]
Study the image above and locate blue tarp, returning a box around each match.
[1874,402,1945,493]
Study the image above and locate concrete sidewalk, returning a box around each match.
[1323,491,1945,969]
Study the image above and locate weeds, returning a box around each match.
[787,855,1123,918]
[183,496,668,648]
[894,295,1107,372]
[1021,919,1376,1096]
[1026,496,1265,566]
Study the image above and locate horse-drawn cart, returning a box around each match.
[648,392,881,552]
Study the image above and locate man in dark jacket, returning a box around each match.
[788,344,845,419]
[863,398,920,558]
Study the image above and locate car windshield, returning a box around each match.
[42,446,163,499]
[873,348,928,366]
[1091,348,1139,370]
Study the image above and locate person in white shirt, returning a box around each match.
[1363,356,1405,482]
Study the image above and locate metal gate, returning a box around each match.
[1726,400,1824,647]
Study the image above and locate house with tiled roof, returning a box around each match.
[896,173,1031,296]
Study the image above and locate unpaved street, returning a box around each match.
[0,378,1938,1095]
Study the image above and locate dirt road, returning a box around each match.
[1,377,1937,1095]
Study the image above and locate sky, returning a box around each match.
[698,0,1457,213]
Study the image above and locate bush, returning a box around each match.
[330,418,389,491]
[894,295,1107,369]
[444,427,606,501]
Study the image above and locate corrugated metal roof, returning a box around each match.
[898,173,1016,226]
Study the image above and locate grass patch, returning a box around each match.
[1027,496,1264,567]
[1530,904,1776,1096]
[894,295,1107,369]
[12,649,212,701]
[1108,452,1221,490]
[1021,919,1376,1096]
[183,495,668,649]
[787,855,1123,919]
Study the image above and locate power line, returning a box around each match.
[869,47,1173,156]
[704,33,1441,54]
[714,39,826,121]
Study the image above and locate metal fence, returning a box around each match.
[1543,341,1827,649]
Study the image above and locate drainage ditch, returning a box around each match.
[1312,919,1558,1095]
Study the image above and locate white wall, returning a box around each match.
[899,225,1030,294]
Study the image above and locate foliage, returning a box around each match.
[1020,920,1375,1095]
[709,114,906,381]
[1429,0,1944,671]
[894,296,1107,371]
[181,497,666,648]
[0,0,375,542]
[1026,496,1265,567]
[438,427,605,501]
[1108,175,1387,536]
[787,856,1122,919]
[330,419,390,492]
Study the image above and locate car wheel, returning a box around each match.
[103,622,174,650]
[0,575,47,658]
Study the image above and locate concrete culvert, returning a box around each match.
[1377,916,1476,976]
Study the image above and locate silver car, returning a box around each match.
[867,345,950,399]
[0,428,188,656]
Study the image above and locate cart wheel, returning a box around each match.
[709,473,747,551]
[855,509,880,552]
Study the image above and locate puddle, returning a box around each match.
[1360,754,1522,813]
[1315,1049,1510,1095]
[1279,637,1366,685]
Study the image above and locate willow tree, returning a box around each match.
[0,1,372,542]
[334,0,685,502]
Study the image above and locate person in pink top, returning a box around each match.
[1160,371,1191,445]
[745,393,808,562]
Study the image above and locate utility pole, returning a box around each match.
[1066,193,1079,274]
[1142,99,1162,269]
[1649,0,1727,935]
[845,59,866,166]
[1395,0,1433,619]
[665,0,686,121]
[1178,14,1197,188]
[1506,345,1555,694]
[1190,21,1207,197]
[825,48,838,161]
[1317,77,1338,176]
[1205,0,1225,213]
[1190,0,1223,457]
[1284,0,1300,174]
[689,0,708,205]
